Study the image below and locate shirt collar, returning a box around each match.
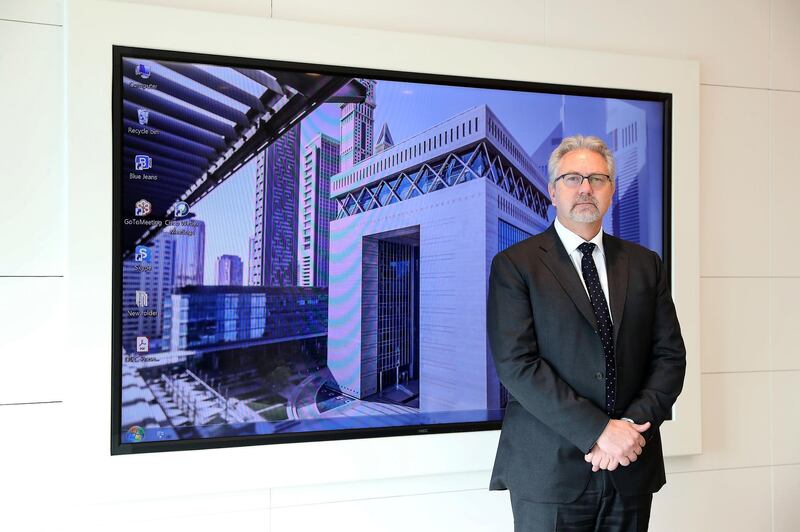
[553,217,605,257]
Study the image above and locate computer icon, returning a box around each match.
[135,64,151,79]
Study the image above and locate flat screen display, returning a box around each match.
[112,46,670,454]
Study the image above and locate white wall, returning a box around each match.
[1,0,797,531]
[0,1,68,530]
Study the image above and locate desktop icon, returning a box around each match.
[126,426,145,443]
[135,64,151,79]
[134,154,152,171]
[134,199,152,217]
[134,245,152,263]
[137,109,149,126]
[136,336,150,353]
[174,201,189,218]
[135,290,148,308]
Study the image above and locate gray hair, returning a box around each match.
[547,135,616,184]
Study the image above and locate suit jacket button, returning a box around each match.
[595,372,604,380]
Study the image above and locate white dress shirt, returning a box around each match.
[553,217,612,321]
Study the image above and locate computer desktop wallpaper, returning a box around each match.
[117,54,665,447]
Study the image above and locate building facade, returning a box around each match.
[298,133,340,287]
[173,219,205,288]
[326,105,551,412]
[216,254,244,286]
[250,124,301,287]
[374,123,395,154]
[607,99,650,246]
[166,285,327,351]
[339,79,376,172]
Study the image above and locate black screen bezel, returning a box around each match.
[111,45,673,455]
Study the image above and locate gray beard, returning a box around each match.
[568,195,601,223]
[569,207,601,223]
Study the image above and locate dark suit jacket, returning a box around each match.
[487,224,686,503]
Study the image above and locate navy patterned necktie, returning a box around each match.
[578,242,616,416]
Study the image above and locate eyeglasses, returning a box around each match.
[555,173,611,190]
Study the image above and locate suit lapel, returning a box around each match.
[538,225,598,331]
[603,233,629,346]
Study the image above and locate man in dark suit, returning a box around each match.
[487,135,686,531]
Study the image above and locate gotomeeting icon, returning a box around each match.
[134,199,151,216]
